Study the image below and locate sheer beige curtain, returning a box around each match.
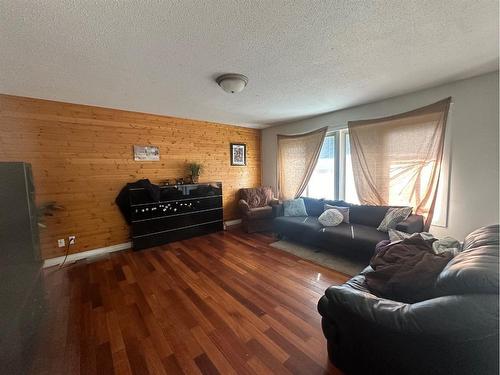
[277,127,327,200]
[348,98,451,230]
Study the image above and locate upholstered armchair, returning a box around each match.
[238,187,279,233]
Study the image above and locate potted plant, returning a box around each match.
[186,162,203,183]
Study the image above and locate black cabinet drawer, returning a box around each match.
[131,196,223,221]
[132,209,223,237]
[132,221,224,250]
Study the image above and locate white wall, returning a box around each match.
[261,71,499,239]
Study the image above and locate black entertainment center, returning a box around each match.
[129,182,224,250]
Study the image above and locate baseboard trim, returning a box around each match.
[225,219,242,227]
[43,219,242,267]
[43,242,131,268]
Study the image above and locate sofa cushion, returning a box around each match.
[317,223,354,248]
[273,216,322,240]
[246,206,273,220]
[317,223,389,254]
[349,205,390,227]
[301,197,325,217]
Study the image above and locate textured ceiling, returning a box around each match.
[1,1,498,129]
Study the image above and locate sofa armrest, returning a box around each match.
[322,283,498,341]
[269,198,280,206]
[238,199,251,216]
[396,214,424,233]
[272,203,284,217]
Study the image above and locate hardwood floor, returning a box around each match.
[31,229,349,375]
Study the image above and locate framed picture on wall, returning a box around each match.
[230,143,246,166]
[133,145,160,161]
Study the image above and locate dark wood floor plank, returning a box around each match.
[96,342,114,375]
[190,326,237,375]
[194,353,220,375]
[162,354,184,375]
[31,228,348,375]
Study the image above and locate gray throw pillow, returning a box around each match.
[324,204,349,223]
[377,207,413,232]
[283,198,308,217]
[318,208,344,227]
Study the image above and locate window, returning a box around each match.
[303,134,336,199]
[304,130,357,202]
[303,127,449,226]
[303,129,359,203]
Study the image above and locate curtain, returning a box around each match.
[277,127,327,200]
[348,98,451,230]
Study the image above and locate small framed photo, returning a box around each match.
[230,143,246,166]
[133,145,160,161]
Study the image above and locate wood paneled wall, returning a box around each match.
[0,95,261,259]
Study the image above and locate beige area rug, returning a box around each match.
[270,239,368,276]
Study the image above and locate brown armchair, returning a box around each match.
[238,187,279,233]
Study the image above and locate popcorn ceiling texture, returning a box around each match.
[0,1,498,128]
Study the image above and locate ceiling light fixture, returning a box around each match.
[216,73,248,94]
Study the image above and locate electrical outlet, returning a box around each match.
[68,235,76,245]
[58,239,65,247]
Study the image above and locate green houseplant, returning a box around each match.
[186,162,203,183]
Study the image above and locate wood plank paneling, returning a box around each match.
[0,95,261,259]
[31,229,347,374]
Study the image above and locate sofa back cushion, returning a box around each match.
[436,225,499,296]
[300,197,325,217]
[323,199,351,208]
[462,224,499,251]
[240,187,273,208]
[349,205,390,227]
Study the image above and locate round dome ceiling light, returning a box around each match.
[216,73,248,94]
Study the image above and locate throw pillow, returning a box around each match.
[283,198,308,217]
[318,208,344,227]
[377,207,413,232]
[324,204,349,223]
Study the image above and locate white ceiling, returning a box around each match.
[1,1,498,129]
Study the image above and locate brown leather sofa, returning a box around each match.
[238,187,279,233]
